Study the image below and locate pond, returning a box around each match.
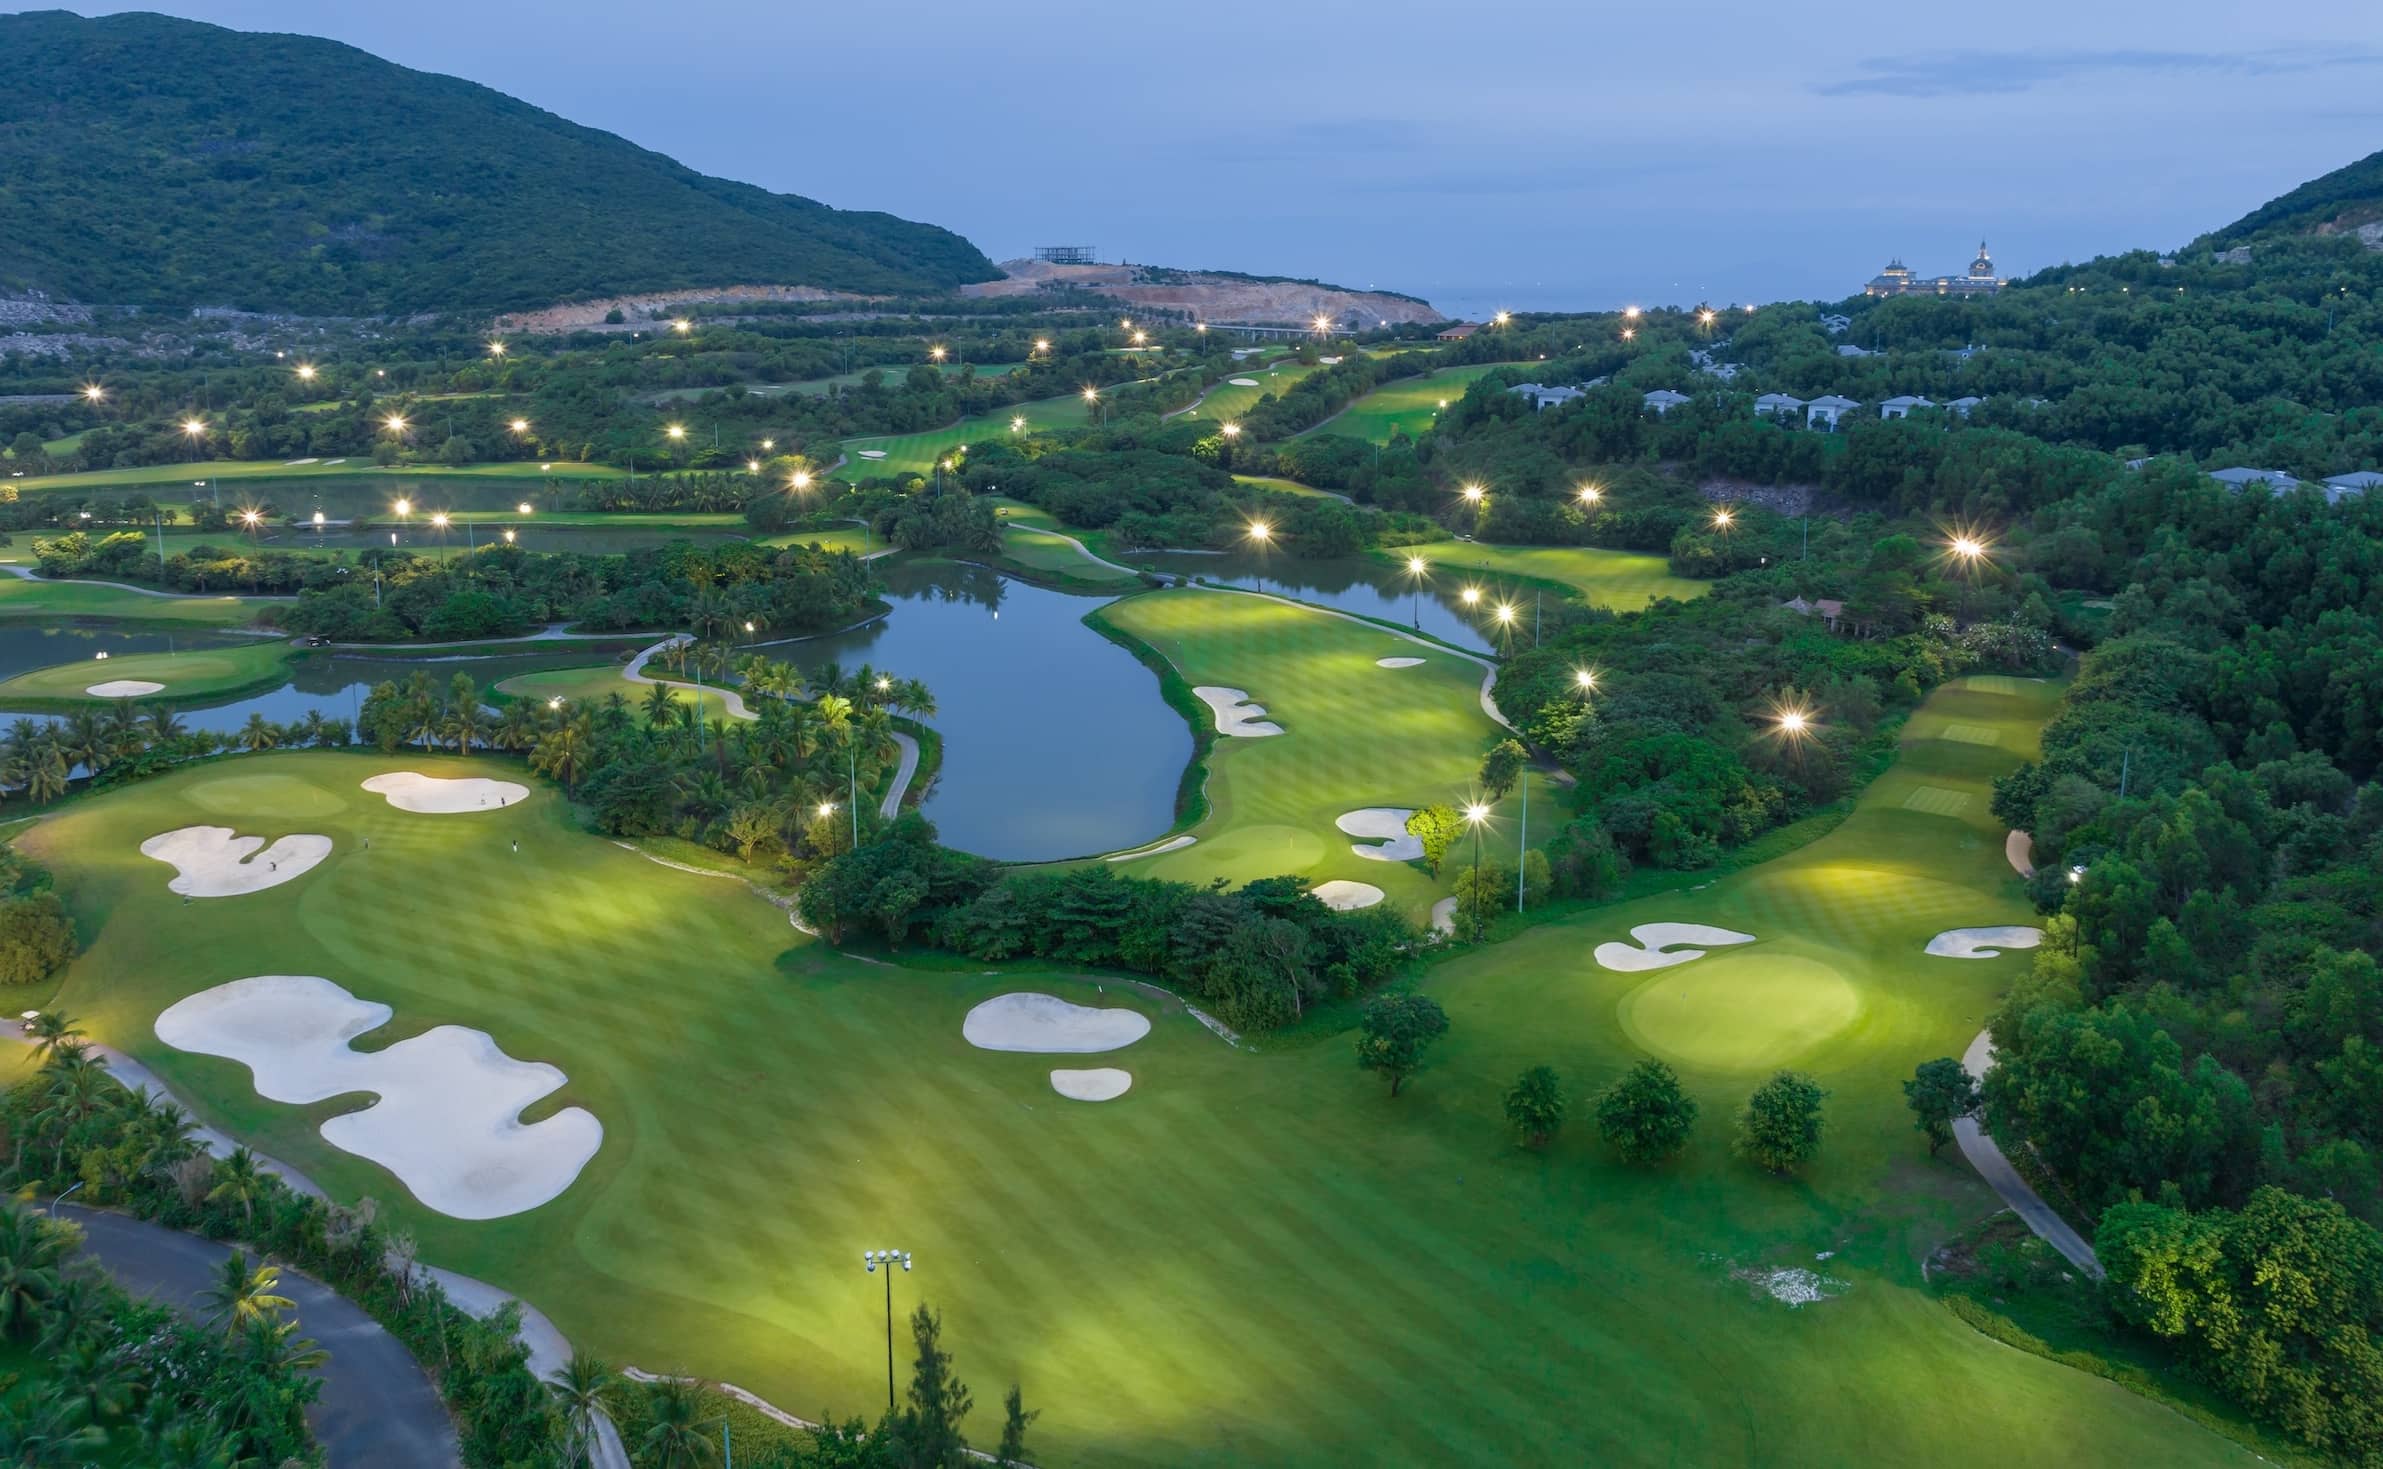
[1124,548,1506,654]
[756,561,1187,862]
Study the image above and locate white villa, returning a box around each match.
[1643,389,1692,416]
[1948,396,1984,417]
[1880,395,1934,420]
[1805,394,1860,430]
[1754,393,1806,417]
[1836,344,1874,358]
[2208,467,2299,493]
[2323,470,2382,503]
[1508,382,1585,412]
[1820,313,1852,335]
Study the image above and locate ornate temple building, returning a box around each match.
[1864,242,2003,297]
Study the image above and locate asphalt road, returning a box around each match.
[62,1205,462,1468]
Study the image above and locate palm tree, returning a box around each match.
[143,705,186,744]
[31,1063,111,1179]
[24,749,67,805]
[145,1420,239,1469]
[530,719,591,794]
[200,1250,294,1338]
[293,709,327,747]
[205,1148,270,1232]
[641,680,677,730]
[638,1376,719,1469]
[24,1011,82,1065]
[545,1353,624,1468]
[448,699,489,756]
[0,1386,107,1465]
[52,1334,136,1425]
[598,690,634,734]
[0,1206,69,1342]
[235,713,279,752]
[59,710,106,776]
[236,1314,328,1373]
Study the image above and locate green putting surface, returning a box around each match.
[1387,539,1707,612]
[0,639,293,705]
[1298,362,1514,444]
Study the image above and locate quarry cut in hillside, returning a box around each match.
[965,258,1445,326]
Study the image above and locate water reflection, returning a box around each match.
[1126,549,1499,653]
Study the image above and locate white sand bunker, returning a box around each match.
[141,826,331,898]
[1430,897,1458,935]
[1338,808,1422,862]
[1312,880,1384,911]
[1193,686,1282,737]
[1229,377,1260,386]
[87,679,165,698]
[856,449,888,459]
[1108,834,1197,862]
[1049,1068,1133,1102]
[154,976,601,1220]
[1926,926,2044,959]
[1376,657,1425,669]
[362,772,529,813]
[963,992,1151,1053]
[1594,922,1757,972]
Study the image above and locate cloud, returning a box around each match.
[1819,46,2383,98]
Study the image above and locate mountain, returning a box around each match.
[0,10,998,315]
[2207,146,2383,249]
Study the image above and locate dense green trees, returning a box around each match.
[1354,993,1450,1097]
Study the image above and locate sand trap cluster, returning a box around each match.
[141,826,331,898]
[1049,1068,1133,1102]
[1312,880,1385,911]
[964,992,1151,1053]
[1193,686,1282,737]
[1338,809,1422,862]
[154,976,601,1220]
[87,679,165,698]
[1594,922,1758,972]
[1375,657,1425,669]
[1926,926,2044,959]
[362,772,529,813]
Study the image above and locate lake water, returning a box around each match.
[1126,549,1503,653]
[0,564,1189,864]
[759,561,1187,862]
[0,624,264,682]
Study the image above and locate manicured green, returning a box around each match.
[758,525,887,557]
[0,638,294,706]
[8,457,623,494]
[495,663,737,724]
[839,391,1094,480]
[999,525,1138,584]
[1232,474,1345,500]
[1176,363,1320,425]
[1387,538,1708,612]
[1301,362,1513,444]
[1095,587,1517,913]
[17,685,2244,1467]
[0,577,276,627]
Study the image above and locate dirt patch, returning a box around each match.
[963,258,1444,326]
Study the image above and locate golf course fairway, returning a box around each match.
[13,675,2249,1467]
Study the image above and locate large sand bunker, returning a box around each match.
[140,826,331,898]
[1193,686,1282,737]
[1312,880,1385,911]
[963,993,1152,1053]
[1594,922,1758,972]
[87,679,165,698]
[154,975,601,1220]
[1049,1068,1133,1102]
[363,772,530,813]
[1926,926,2043,959]
[1338,809,1421,862]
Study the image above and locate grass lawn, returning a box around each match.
[758,524,887,557]
[1174,362,1320,425]
[999,524,1139,585]
[1387,538,1708,612]
[1093,587,1518,913]
[19,698,2245,1467]
[0,638,295,707]
[0,577,277,627]
[1232,474,1345,501]
[494,662,738,724]
[9,458,623,495]
[838,391,1094,480]
[1299,363,1514,444]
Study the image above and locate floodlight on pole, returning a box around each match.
[82,384,105,402]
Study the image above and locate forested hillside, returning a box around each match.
[2208,144,2383,244]
[0,10,997,313]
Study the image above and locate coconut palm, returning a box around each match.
[236,1313,328,1373]
[24,749,67,805]
[142,705,186,744]
[448,699,489,756]
[201,1250,294,1338]
[204,1148,271,1232]
[0,1206,69,1342]
[31,1063,112,1179]
[235,713,279,752]
[545,1353,624,1468]
[52,1333,136,1424]
[24,1011,83,1065]
[0,1385,107,1464]
[531,719,592,793]
[637,1376,718,1469]
[641,680,677,729]
[58,710,107,776]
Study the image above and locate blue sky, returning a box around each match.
[54,1,2383,316]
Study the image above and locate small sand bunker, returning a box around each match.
[141,826,331,898]
[1375,657,1425,669]
[1312,880,1385,911]
[964,993,1151,1053]
[1108,834,1197,862]
[154,976,600,1220]
[1049,1068,1133,1102]
[1228,377,1260,387]
[87,679,165,698]
[1926,926,2044,959]
[362,772,530,813]
[1430,897,1458,935]
[2005,830,2036,878]
[1338,808,1422,862]
[1594,922,1757,972]
[1193,686,1282,737]
[856,449,888,459]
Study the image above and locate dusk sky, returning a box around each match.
[56,1,2383,316]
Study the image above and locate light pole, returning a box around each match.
[50,1180,84,1217]
[862,1249,911,1416]
[1515,767,1530,913]
[1404,555,1427,628]
[1462,803,1490,940]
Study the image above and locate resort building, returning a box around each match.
[1805,394,1860,430]
[1436,323,1481,341]
[1754,393,1806,417]
[2208,467,2300,493]
[1864,242,2004,297]
[1643,389,1691,416]
[2322,471,2381,503]
[1880,395,1934,420]
[1508,383,1585,411]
